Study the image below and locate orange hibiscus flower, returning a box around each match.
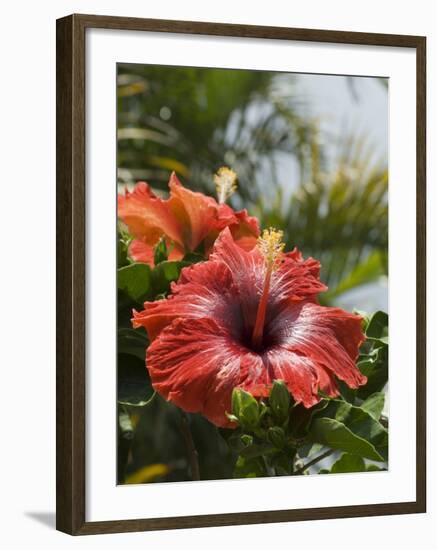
[118,170,259,266]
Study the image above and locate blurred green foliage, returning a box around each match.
[117,65,321,202]
[258,136,388,295]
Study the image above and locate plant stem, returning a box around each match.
[179,411,200,481]
[294,449,334,475]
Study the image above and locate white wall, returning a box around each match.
[0,0,434,548]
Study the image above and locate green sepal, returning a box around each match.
[267,426,286,449]
[231,388,260,429]
[269,380,291,422]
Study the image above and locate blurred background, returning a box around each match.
[117,63,388,312]
[117,63,388,484]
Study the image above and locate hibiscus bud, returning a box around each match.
[269,380,291,422]
[232,388,260,429]
[267,426,286,449]
[240,434,253,447]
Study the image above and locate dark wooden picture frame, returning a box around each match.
[56,13,426,535]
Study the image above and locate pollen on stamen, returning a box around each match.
[214,166,238,204]
[257,227,285,269]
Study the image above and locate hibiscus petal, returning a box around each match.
[168,173,219,251]
[118,182,183,247]
[210,229,328,336]
[128,239,184,266]
[229,209,260,252]
[203,205,259,256]
[263,347,321,407]
[128,240,155,265]
[215,203,238,229]
[132,259,241,341]
[147,317,261,427]
[269,250,327,306]
[210,227,265,330]
[314,365,340,398]
[269,301,366,392]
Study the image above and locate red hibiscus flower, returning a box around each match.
[118,169,259,266]
[132,228,366,427]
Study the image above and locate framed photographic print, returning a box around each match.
[56,14,426,535]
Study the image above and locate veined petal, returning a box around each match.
[203,205,259,256]
[269,301,366,392]
[229,209,260,252]
[215,203,238,229]
[118,182,183,247]
[147,317,259,427]
[261,347,340,407]
[168,172,219,251]
[315,365,340,398]
[263,348,321,407]
[210,228,326,333]
[128,240,155,265]
[210,227,265,330]
[269,251,327,306]
[133,259,241,341]
[119,176,260,261]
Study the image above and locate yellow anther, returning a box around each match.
[214,166,238,204]
[257,228,285,269]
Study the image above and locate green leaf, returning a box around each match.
[324,399,388,454]
[361,392,385,421]
[309,418,384,461]
[118,263,152,303]
[290,400,329,438]
[366,310,388,341]
[151,260,188,295]
[330,453,366,473]
[337,380,357,404]
[357,345,388,399]
[117,328,148,361]
[118,353,154,407]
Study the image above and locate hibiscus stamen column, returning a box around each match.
[252,228,285,349]
[214,166,238,204]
